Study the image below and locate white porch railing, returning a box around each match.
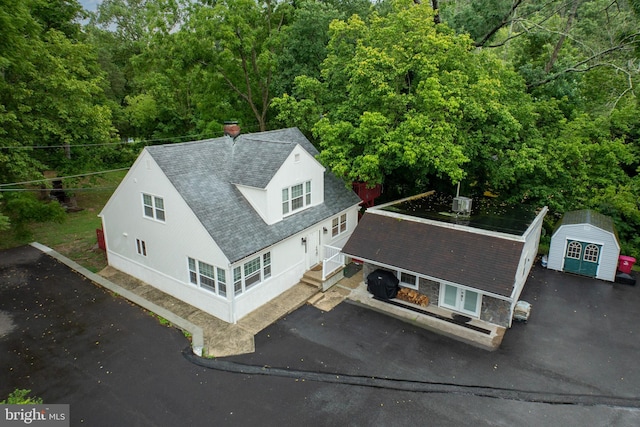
[322,245,344,280]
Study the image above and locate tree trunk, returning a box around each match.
[431,0,441,25]
[545,0,580,73]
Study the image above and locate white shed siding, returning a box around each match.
[548,223,620,282]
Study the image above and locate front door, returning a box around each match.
[563,240,601,277]
[305,230,321,269]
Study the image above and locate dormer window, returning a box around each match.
[282,181,311,215]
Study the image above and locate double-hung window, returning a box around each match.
[233,251,272,295]
[244,257,261,289]
[142,193,165,221]
[282,181,311,215]
[331,213,347,237]
[263,253,271,279]
[188,257,226,297]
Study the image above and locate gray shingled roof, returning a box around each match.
[555,209,616,234]
[146,127,361,263]
[342,213,525,297]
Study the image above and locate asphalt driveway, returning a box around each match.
[1,245,639,426]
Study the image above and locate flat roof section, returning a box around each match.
[378,191,539,236]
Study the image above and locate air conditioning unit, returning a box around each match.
[452,196,472,216]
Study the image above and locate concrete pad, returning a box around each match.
[312,286,350,312]
[337,273,363,290]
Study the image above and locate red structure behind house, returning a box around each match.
[96,227,106,251]
[352,182,382,208]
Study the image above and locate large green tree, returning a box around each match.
[1,0,114,227]
[88,0,189,139]
[273,0,533,193]
[176,0,294,132]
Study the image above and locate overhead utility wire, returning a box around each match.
[0,187,117,192]
[0,131,223,150]
[0,168,130,188]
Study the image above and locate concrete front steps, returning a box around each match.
[300,265,345,291]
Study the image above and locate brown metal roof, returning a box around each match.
[342,213,525,297]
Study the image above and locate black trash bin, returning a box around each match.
[366,269,400,300]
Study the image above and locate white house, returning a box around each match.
[99,126,362,323]
[547,209,620,282]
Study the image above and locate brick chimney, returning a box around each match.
[223,121,241,139]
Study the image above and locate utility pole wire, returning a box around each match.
[0,168,130,188]
[0,187,118,192]
[0,131,224,150]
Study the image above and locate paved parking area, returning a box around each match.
[2,245,640,426]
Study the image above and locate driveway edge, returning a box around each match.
[30,242,204,356]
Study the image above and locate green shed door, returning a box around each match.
[563,240,601,277]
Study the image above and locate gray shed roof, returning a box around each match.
[146,127,361,264]
[554,209,617,235]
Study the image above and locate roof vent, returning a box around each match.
[452,196,472,217]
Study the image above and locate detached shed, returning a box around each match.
[547,210,620,282]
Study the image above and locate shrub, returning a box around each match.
[1,389,43,404]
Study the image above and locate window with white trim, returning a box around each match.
[136,239,147,256]
[332,213,347,237]
[583,244,599,262]
[233,251,272,295]
[233,267,242,295]
[263,252,271,279]
[399,272,418,289]
[142,193,165,221]
[187,257,227,297]
[282,181,311,215]
[566,241,581,259]
[244,257,261,289]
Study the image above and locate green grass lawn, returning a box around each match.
[0,170,126,272]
